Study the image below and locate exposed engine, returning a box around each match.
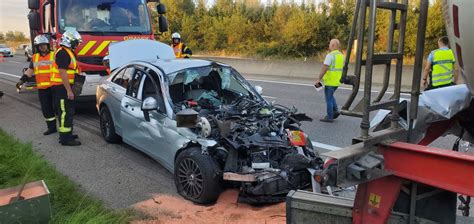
[174,95,322,204]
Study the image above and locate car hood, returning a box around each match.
[109,39,175,70]
[0,47,11,51]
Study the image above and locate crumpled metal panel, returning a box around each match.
[370,85,471,143]
[411,84,471,142]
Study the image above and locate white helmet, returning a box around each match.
[171,32,181,39]
[33,35,49,46]
[60,29,82,49]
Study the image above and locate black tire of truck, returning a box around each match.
[174,147,222,204]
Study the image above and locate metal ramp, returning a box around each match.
[340,0,425,141]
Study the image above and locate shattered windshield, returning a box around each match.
[57,0,151,34]
[168,66,261,110]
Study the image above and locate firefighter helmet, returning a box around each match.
[33,35,49,46]
[60,29,82,49]
[171,32,181,40]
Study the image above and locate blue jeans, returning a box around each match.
[324,86,338,119]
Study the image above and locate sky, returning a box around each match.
[0,0,30,35]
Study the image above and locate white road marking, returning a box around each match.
[248,78,411,96]
[312,141,341,151]
[0,71,21,78]
[6,60,22,64]
[262,95,276,99]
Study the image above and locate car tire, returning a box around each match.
[99,106,121,143]
[174,147,222,204]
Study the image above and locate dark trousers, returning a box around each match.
[38,88,57,131]
[51,85,75,142]
[324,86,339,119]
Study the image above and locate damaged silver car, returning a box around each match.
[96,40,323,204]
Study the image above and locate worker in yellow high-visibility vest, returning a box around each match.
[315,39,345,123]
[423,36,459,90]
[50,29,83,146]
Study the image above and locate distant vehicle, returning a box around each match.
[0,44,13,57]
[96,40,320,205]
[24,45,33,61]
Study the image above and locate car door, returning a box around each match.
[120,66,147,148]
[141,68,188,171]
[105,66,134,134]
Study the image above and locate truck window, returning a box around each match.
[57,0,151,34]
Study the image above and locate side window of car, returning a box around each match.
[127,69,144,98]
[112,67,134,89]
[142,70,166,113]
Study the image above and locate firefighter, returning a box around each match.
[171,32,192,58]
[423,36,459,90]
[50,30,82,146]
[315,39,344,123]
[103,55,110,75]
[22,35,58,135]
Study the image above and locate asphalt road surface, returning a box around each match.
[0,56,458,209]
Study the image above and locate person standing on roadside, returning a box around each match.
[171,32,192,58]
[22,35,58,135]
[315,39,344,123]
[423,36,458,90]
[50,30,82,146]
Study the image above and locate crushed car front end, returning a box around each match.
[166,63,323,204]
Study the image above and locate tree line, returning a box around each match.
[0,31,28,42]
[154,0,446,59]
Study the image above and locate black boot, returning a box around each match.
[44,120,57,135]
[59,133,81,146]
[43,129,57,135]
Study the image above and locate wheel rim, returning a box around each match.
[177,158,204,199]
[100,110,110,138]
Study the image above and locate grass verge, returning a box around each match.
[0,128,135,223]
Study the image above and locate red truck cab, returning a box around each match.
[27,0,167,98]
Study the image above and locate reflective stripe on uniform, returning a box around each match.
[59,99,71,133]
[45,116,56,121]
[33,52,55,89]
[51,47,78,85]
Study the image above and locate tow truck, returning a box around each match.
[26,0,168,99]
[287,0,474,223]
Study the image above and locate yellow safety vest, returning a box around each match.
[324,50,344,87]
[51,47,79,85]
[431,49,455,87]
[33,51,57,89]
[171,43,190,58]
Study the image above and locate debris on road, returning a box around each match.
[133,190,285,224]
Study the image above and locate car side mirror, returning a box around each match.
[142,97,158,122]
[158,15,168,33]
[254,85,263,95]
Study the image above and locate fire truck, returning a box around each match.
[26,0,168,99]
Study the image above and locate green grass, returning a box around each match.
[0,129,136,223]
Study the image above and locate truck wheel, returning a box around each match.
[99,106,121,143]
[175,147,222,204]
